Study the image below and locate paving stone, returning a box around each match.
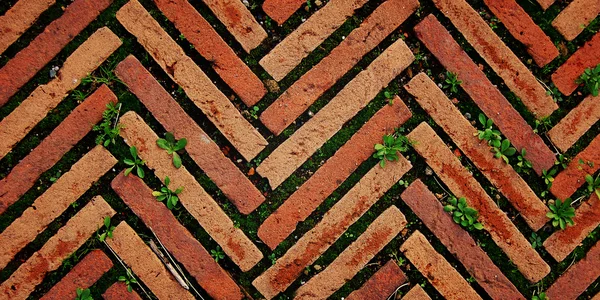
[549,94,600,152]
[258,99,411,249]
[346,260,407,300]
[546,239,600,299]
[552,0,600,41]
[262,0,306,24]
[551,135,600,200]
[403,285,432,300]
[0,0,56,54]
[400,231,482,300]
[295,206,406,299]
[552,32,600,95]
[536,0,556,10]
[102,282,143,300]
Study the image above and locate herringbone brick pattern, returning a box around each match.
[0,0,599,299]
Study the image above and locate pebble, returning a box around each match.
[49,66,59,78]
[425,167,433,176]
[465,112,471,119]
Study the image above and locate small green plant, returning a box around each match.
[97,216,115,242]
[248,106,260,119]
[443,71,462,94]
[530,232,542,249]
[156,132,187,168]
[542,168,557,188]
[532,292,547,300]
[577,63,600,96]
[124,146,146,178]
[118,270,138,293]
[555,154,570,169]
[75,288,93,300]
[547,198,575,230]
[211,246,225,262]
[83,66,123,86]
[443,196,484,231]
[93,102,122,146]
[516,148,533,174]
[585,174,600,198]
[268,253,277,265]
[152,176,183,210]
[491,139,517,164]
[476,114,501,143]
[384,90,395,105]
[373,134,412,168]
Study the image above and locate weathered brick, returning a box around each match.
[0,0,55,54]
[106,223,195,300]
[407,123,550,282]
[258,99,411,249]
[552,0,600,41]
[118,112,263,271]
[403,285,432,300]
[551,135,600,200]
[544,193,600,262]
[405,73,548,230]
[295,207,406,299]
[259,0,370,81]
[548,94,600,152]
[414,15,555,175]
[0,197,115,299]
[262,0,305,24]
[0,85,116,215]
[346,260,407,300]
[483,0,558,66]
[202,0,267,52]
[400,231,482,300]
[116,0,267,160]
[0,0,112,106]
[0,146,116,269]
[257,39,413,188]
[552,32,600,96]
[153,0,265,106]
[0,27,121,160]
[40,250,113,300]
[102,282,143,300]
[401,180,525,300]
[546,240,600,299]
[115,56,264,215]
[111,172,244,300]
[536,0,556,10]
[253,156,412,299]
[260,0,418,135]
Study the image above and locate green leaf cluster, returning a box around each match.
[443,71,462,94]
[93,102,122,147]
[157,132,187,168]
[476,114,501,143]
[211,246,225,262]
[577,63,600,96]
[75,288,93,300]
[97,216,115,242]
[443,197,484,231]
[586,174,600,199]
[124,146,146,178]
[491,139,517,164]
[373,134,412,168]
[152,176,183,210]
[547,198,575,230]
[118,270,138,293]
[515,148,533,174]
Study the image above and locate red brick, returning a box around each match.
[431,0,557,119]
[0,0,112,106]
[111,172,244,300]
[116,0,267,161]
[536,0,556,10]
[552,32,600,96]
[414,15,555,175]
[202,0,267,52]
[253,156,412,299]
[40,250,113,300]
[118,112,263,271]
[403,285,432,300]
[153,0,265,106]
[483,0,558,66]
[400,231,482,300]
[407,123,550,282]
[548,94,600,152]
[346,260,407,300]
[106,223,195,299]
[551,135,600,200]
[262,0,305,24]
[257,39,413,188]
[0,0,56,54]
[102,282,142,300]
[0,27,121,160]
[552,0,600,41]
[115,56,264,215]
[405,73,548,231]
[260,0,418,135]
[0,85,116,215]
[0,197,115,299]
[544,193,600,262]
[0,147,116,270]
[258,99,411,249]
[401,180,525,300]
[546,240,600,299]
[295,207,406,299]
[259,0,370,81]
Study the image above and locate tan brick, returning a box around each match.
[116,0,267,160]
[401,231,482,300]
[546,240,600,299]
[430,0,557,119]
[407,123,550,282]
[253,156,412,299]
[0,146,116,269]
[403,285,432,300]
[295,207,406,299]
[551,135,600,200]
[405,73,548,230]
[0,197,115,299]
[549,94,600,152]
[0,0,55,54]
[118,111,262,271]
[106,223,194,300]
[259,0,370,81]
[552,0,600,41]
[257,38,413,188]
[0,27,121,160]
[346,260,407,300]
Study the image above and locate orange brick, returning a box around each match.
[103,282,142,300]
[552,0,600,41]
[549,94,600,152]
[346,260,407,300]
[403,285,432,300]
[552,32,600,96]
[546,240,600,299]
[262,0,305,24]
[551,135,600,200]
[0,0,55,54]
